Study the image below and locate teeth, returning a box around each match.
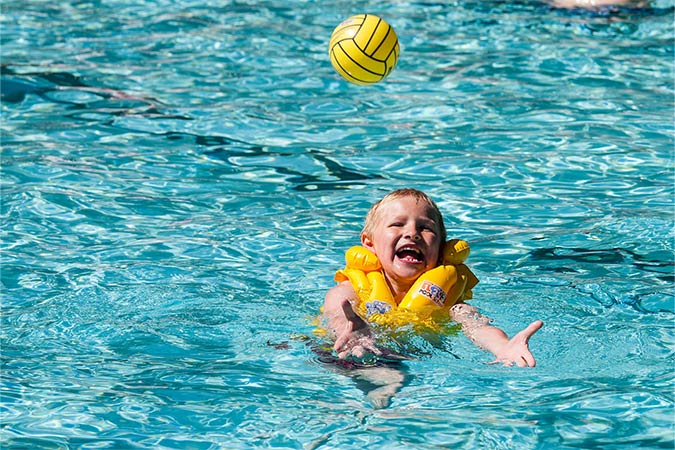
[397,245,421,256]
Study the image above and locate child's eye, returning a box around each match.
[421,224,437,233]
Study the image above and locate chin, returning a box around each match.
[395,265,426,280]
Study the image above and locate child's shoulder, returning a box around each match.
[325,281,356,302]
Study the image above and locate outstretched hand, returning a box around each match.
[333,299,381,359]
[490,320,544,367]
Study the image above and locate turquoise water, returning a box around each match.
[2,0,674,448]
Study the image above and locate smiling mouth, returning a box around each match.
[396,245,424,264]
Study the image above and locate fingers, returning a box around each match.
[333,317,381,359]
[337,342,381,359]
[334,299,383,359]
[489,358,516,367]
[333,320,353,352]
[489,354,535,368]
[507,321,542,367]
[514,353,536,367]
[523,353,536,367]
[339,344,364,359]
[364,341,382,356]
[335,334,382,359]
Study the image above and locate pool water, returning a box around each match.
[2,0,674,448]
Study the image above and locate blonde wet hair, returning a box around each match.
[361,188,447,244]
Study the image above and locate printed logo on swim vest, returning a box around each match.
[366,300,392,316]
[419,280,446,306]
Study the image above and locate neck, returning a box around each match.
[386,278,414,305]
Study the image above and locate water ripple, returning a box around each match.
[1,0,673,448]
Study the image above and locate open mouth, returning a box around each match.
[395,245,424,264]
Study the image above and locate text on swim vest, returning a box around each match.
[418,280,446,306]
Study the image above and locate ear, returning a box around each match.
[361,233,375,251]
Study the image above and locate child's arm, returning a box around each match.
[323,282,381,359]
[450,303,543,367]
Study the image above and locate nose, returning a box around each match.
[404,225,421,241]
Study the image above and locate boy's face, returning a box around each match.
[361,196,442,285]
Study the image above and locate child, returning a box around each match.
[323,188,543,367]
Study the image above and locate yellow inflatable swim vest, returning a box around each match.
[334,239,479,330]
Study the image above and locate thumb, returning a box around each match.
[340,299,357,320]
[517,320,543,343]
[333,319,353,351]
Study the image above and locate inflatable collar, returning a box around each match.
[335,239,479,328]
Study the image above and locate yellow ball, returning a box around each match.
[329,14,400,85]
